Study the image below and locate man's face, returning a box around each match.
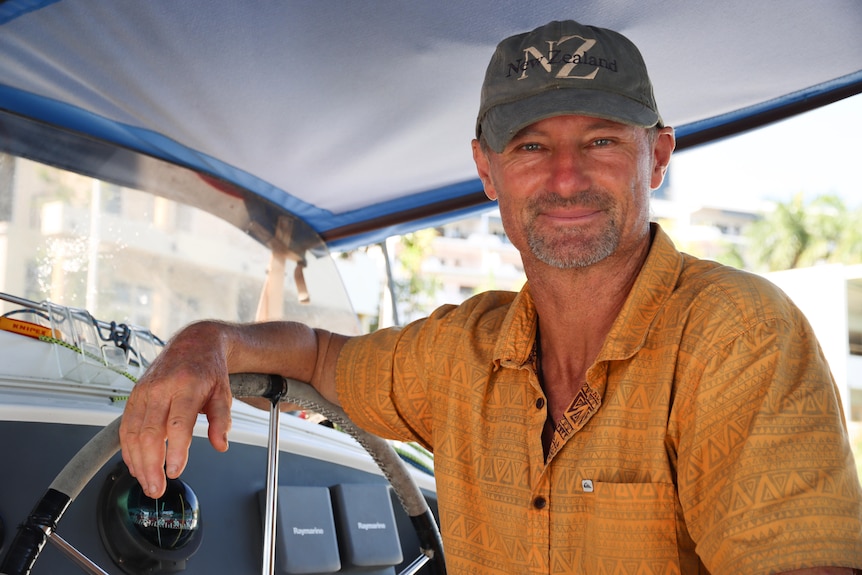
[472,115,673,269]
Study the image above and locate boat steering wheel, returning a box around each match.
[0,375,446,575]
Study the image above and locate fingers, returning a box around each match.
[119,390,149,480]
[122,378,221,497]
[205,387,233,454]
[162,392,202,480]
[120,324,233,498]
[120,384,172,498]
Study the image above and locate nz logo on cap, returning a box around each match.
[506,35,618,80]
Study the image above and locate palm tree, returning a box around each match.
[745,192,862,272]
[746,193,810,271]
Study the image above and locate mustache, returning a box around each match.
[527,189,612,211]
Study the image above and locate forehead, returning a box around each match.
[515,114,639,137]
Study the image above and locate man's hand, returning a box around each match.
[119,319,340,499]
[120,321,234,498]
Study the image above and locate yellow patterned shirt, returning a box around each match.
[336,224,862,574]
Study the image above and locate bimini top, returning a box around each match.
[1,0,861,250]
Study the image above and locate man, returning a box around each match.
[121,20,862,574]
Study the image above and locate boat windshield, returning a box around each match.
[0,150,362,361]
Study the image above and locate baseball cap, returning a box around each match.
[476,20,662,153]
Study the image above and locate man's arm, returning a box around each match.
[119,319,348,499]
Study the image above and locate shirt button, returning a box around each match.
[535,397,545,409]
[533,496,547,509]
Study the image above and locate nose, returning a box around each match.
[547,147,591,196]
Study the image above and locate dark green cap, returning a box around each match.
[476,20,663,153]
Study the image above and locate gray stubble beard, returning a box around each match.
[525,190,620,269]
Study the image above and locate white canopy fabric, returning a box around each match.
[1,0,861,249]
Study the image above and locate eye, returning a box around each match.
[520,142,543,152]
[591,138,614,147]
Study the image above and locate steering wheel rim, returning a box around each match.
[0,376,445,575]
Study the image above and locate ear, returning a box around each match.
[471,139,498,200]
[650,127,676,190]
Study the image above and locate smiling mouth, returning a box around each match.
[541,207,603,222]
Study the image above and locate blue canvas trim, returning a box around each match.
[326,201,495,252]
[675,71,862,140]
[0,0,60,25]
[320,179,488,232]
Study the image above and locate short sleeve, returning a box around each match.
[335,321,435,447]
[677,313,862,574]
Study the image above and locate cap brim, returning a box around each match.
[480,89,661,153]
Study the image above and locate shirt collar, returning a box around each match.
[598,223,685,361]
[492,283,539,371]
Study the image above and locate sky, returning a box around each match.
[668,93,862,211]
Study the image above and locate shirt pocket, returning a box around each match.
[582,481,682,575]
